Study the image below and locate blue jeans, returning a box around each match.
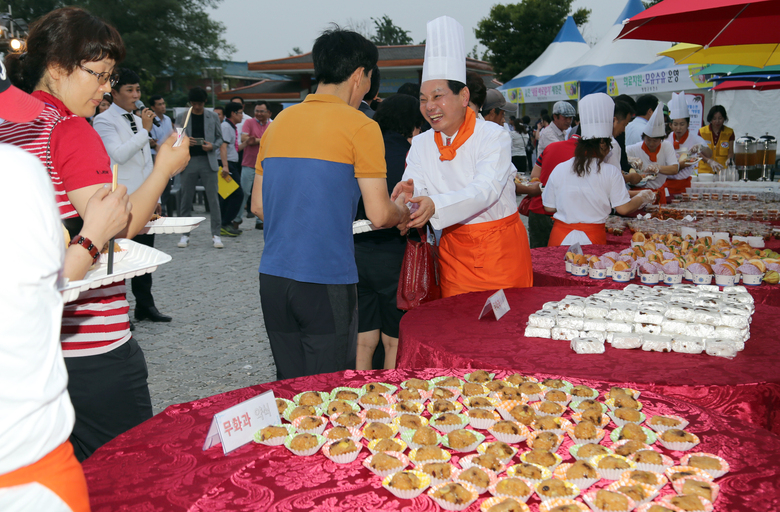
[235,166,260,224]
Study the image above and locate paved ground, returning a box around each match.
[127,204,275,414]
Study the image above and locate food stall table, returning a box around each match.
[396,288,780,434]
[531,245,780,307]
[82,368,780,511]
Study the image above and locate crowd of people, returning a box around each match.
[0,6,742,511]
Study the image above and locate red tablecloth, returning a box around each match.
[397,287,780,435]
[82,368,780,511]
[531,245,780,307]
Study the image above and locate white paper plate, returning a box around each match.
[352,219,375,234]
[59,240,172,303]
[138,216,206,235]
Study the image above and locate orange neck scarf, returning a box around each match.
[642,141,661,162]
[673,131,689,150]
[434,107,476,161]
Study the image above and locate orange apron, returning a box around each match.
[0,441,90,512]
[663,177,692,196]
[439,213,533,298]
[548,220,607,246]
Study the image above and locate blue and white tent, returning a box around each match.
[531,0,673,98]
[499,16,590,91]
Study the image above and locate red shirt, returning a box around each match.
[529,136,579,215]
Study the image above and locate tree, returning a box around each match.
[1,0,234,89]
[288,47,303,57]
[476,0,590,83]
[642,0,664,8]
[370,15,413,46]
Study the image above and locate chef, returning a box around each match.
[666,91,713,191]
[626,104,680,204]
[392,15,532,297]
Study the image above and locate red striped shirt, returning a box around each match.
[0,91,130,356]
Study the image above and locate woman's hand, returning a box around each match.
[80,184,132,249]
[156,132,192,179]
[407,196,435,229]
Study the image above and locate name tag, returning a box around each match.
[479,289,510,320]
[721,142,729,148]
[203,389,281,454]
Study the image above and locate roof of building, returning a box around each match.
[216,79,304,101]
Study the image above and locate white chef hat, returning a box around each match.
[579,93,614,140]
[669,92,690,120]
[421,16,466,85]
[643,104,667,138]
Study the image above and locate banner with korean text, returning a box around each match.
[506,81,579,104]
[607,64,712,97]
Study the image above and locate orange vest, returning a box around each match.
[698,124,734,173]
[548,220,607,246]
[438,213,533,298]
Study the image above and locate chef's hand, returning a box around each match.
[689,144,702,155]
[646,163,661,174]
[625,172,642,185]
[391,178,414,201]
[637,189,656,208]
[407,196,435,229]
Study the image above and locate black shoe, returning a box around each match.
[129,320,135,331]
[135,306,172,322]
[220,225,241,237]
[255,222,263,230]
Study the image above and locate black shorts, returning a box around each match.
[355,242,405,338]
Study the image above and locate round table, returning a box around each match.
[531,245,780,307]
[396,287,780,435]
[82,368,780,511]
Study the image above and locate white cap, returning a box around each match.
[422,16,466,84]
[579,93,614,139]
[669,91,690,120]
[553,101,576,117]
[643,104,667,138]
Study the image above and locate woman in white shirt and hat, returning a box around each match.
[626,104,680,204]
[666,91,713,191]
[542,93,653,246]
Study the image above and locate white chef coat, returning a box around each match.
[403,118,517,231]
[626,141,679,190]
[666,131,709,180]
[605,137,622,170]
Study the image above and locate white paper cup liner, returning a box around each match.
[467,411,501,430]
[358,393,396,410]
[487,477,534,502]
[591,454,636,480]
[284,433,326,456]
[323,426,362,443]
[659,494,714,512]
[646,415,689,433]
[608,411,647,428]
[495,400,528,421]
[657,434,700,452]
[426,481,479,511]
[488,422,529,444]
[607,481,658,507]
[628,453,675,475]
[330,410,367,429]
[679,453,730,479]
[664,465,713,484]
[402,429,443,450]
[254,424,296,446]
[367,437,407,455]
[529,401,566,418]
[480,496,531,511]
[540,498,589,512]
[381,470,431,499]
[534,479,580,502]
[582,488,636,512]
[671,475,720,503]
[362,452,409,478]
[322,441,362,464]
[291,415,328,435]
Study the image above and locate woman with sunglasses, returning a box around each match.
[0,7,189,461]
[541,93,652,246]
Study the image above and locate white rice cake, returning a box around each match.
[692,307,721,326]
[542,301,560,311]
[611,333,643,349]
[705,339,739,359]
[635,307,666,325]
[524,326,552,339]
[682,323,716,338]
[661,319,687,336]
[557,316,584,330]
[635,323,663,335]
[719,312,749,329]
[571,337,605,354]
[605,321,632,333]
[551,327,580,341]
[696,285,720,293]
[671,335,705,354]
[607,303,637,322]
[580,330,608,343]
[558,301,585,318]
[528,311,557,329]
[583,301,610,319]
[642,334,673,353]
[582,318,607,331]
[665,305,696,322]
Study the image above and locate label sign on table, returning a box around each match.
[479,289,510,321]
[203,389,280,454]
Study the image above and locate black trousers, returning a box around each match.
[219,161,243,227]
[259,274,358,380]
[512,155,528,174]
[131,233,155,310]
[65,338,153,461]
[529,211,555,249]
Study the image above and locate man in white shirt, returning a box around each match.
[624,94,659,146]
[93,68,171,323]
[537,100,575,155]
[219,101,246,237]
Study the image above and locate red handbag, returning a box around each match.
[518,195,532,216]
[397,227,441,310]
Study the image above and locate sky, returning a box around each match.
[208,0,632,67]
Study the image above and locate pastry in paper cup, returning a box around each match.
[291,415,328,436]
[400,377,432,391]
[609,439,653,459]
[646,414,689,433]
[657,429,700,451]
[293,391,329,407]
[429,413,469,434]
[607,481,658,507]
[427,481,479,511]
[442,429,485,453]
[488,420,529,444]
[329,386,362,402]
[570,400,608,414]
[672,475,720,504]
[464,396,498,411]
[608,410,647,428]
[321,438,362,464]
[582,488,636,512]
[381,469,431,499]
[477,441,518,465]
[414,460,455,486]
[395,386,431,404]
[507,462,552,485]
[569,443,613,462]
[402,427,443,449]
[431,386,462,401]
[488,476,534,502]
[553,462,600,490]
[664,465,713,485]
[679,452,730,479]
[604,397,644,412]
[466,409,501,430]
[539,498,589,512]
[361,381,398,395]
[324,399,360,418]
[392,401,423,415]
[323,426,362,443]
[361,421,398,442]
[284,433,326,456]
[564,422,606,445]
[358,392,396,410]
[409,446,451,464]
[658,493,714,512]
[427,399,464,416]
[367,437,407,455]
[458,453,506,474]
[534,478,580,502]
[530,416,571,436]
[610,426,656,445]
[541,389,573,407]
[628,450,675,474]
[591,454,636,480]
[480,496,531,511]
[330,409,367,429]
[526,431,563,452]
[452,466,499,494]
[495,400,528,422]
[254,424,295,446]
[519,450,562,471]
[284,404,324,423]
[392,413,429,434]
[362,451,409,477]
[430,375,465,389]
[570,410,610,428]
[275,397,296,419]
[464,370,496,384]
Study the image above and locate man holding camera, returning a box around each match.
[175,87,225,249]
